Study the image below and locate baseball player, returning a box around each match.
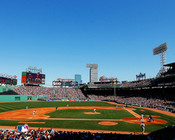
[140,122,145,134]
[33,110,36,115]
[122,105,124,109]
[93,108,96,113]
[139,113,144,122]
[116,105,118,110]
[26,106,28,110]
[148,115,154,122]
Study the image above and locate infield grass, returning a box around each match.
[47,109,133,119]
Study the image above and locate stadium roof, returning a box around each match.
[164,62,175,67]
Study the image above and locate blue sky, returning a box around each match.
[0,0,175,86]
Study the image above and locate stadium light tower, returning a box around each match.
[113,80,117,101]
[86,64,98,83]
[153,42,168,77]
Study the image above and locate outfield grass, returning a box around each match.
[0,101,174,133]
[0,101,114,113]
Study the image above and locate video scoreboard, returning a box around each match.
[21,72,45,84]
[0,76,17,85]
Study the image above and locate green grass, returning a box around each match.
[0,101,174,133]
[47,109,133,119]
[0,101,114,113]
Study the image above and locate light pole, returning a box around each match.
[113,80,116,101]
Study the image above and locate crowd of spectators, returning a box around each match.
[87,95,116,101]
[0,126,175,140]
[0,128,165,140]
[87,94,175,111]
[121,79,152,88]
[12,86,86,100]
[88,79,153,89]
[11,85,175,112]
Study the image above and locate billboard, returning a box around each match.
[69,81,78,86]
[21,72,45,84]
[99,76,117,82]
[52,81,62,86]
[52,81,78,87]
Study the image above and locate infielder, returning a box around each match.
[139,113,144,122]
[148,115,154,122]
[33,110,36,115]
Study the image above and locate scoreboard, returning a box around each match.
[0,77,17,85]
[21,72,45,84]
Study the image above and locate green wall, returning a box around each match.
[0,86,16,93]
[0,95,49,102]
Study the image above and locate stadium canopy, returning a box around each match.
[164,62,175,67]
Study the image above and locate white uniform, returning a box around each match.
[94,108,96,113]
[33,110,36,115]
[140,123,145,134]
[140,114,144,121]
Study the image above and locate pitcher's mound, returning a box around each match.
[84,112,101,114]
[98,122,118,125]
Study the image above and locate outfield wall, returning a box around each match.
[0,86,16,93]
[0,95,49,102]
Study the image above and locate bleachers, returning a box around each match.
[12,86,86,99]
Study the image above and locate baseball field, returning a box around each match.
[0,101,174,135]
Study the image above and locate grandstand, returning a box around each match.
[12,86,86,100]
[0,62,174,112]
